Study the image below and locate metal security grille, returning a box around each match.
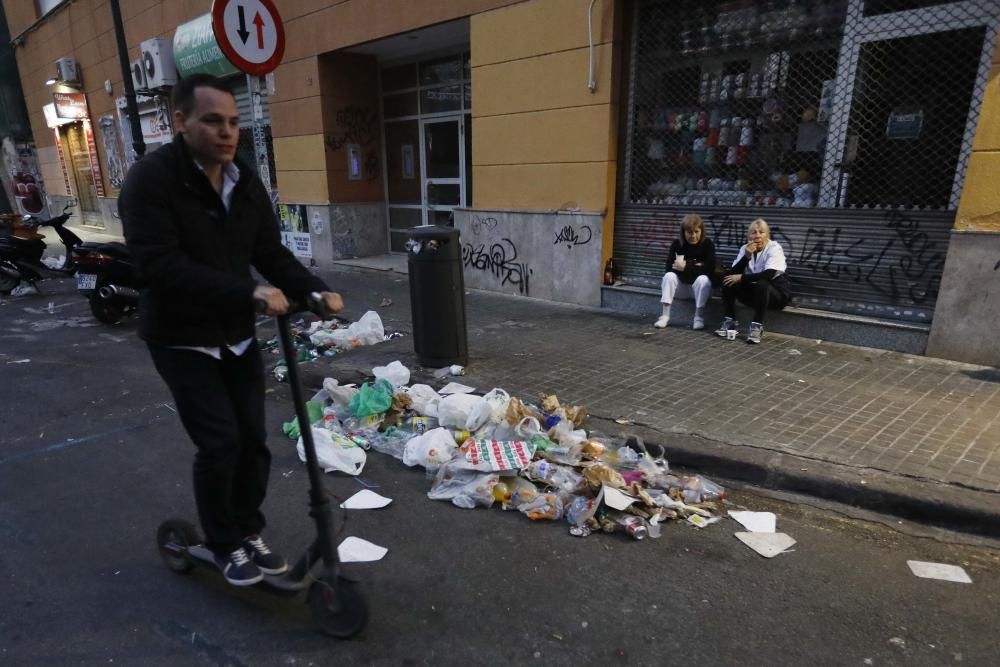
[622,0,999,212]
[615,0,999,322]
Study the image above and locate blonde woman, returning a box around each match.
[715,218,791,344]
[654,214,716,330]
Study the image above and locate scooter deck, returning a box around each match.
[187,544,312,593]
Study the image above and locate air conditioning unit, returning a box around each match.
[55,57,80,84]
[140,37,176,89]
[130,58,148,92]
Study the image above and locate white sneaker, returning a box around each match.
[692,315,705,330]
[653,315,669,328]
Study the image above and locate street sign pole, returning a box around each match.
[109,0,145,159]
[212,0,286,205]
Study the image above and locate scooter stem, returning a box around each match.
[275,313,341,579]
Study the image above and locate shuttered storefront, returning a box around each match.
[614,205,953,322]
[614,0,999,323]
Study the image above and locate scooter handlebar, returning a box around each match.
[254,291,333,319]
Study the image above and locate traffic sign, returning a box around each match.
[211,0,285,76]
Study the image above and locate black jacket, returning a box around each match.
[119,135,328,347]
[666,237,717,285]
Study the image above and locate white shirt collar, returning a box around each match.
[193,160,240,212]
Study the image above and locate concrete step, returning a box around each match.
[601,284,930,354]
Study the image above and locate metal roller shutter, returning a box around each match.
[613,204,954,323]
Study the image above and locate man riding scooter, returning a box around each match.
[119,74,345,586]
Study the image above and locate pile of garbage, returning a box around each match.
[260,311,404,381]
[285,361,727,540]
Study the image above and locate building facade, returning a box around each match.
[3,0,998,365]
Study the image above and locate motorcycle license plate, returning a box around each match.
[76,273,97,290]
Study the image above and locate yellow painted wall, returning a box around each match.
[955,38,1000,231]
[3,0,524,205]
[2,0,209,198]
[471,0,620,266]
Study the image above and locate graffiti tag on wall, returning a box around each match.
[554,225,592,249]
[324,106,378,151]
[462,237,532,296]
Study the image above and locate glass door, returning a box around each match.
[420,115,465,226]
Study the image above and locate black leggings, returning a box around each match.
[722,279,790,323]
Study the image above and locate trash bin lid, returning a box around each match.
[407,225,460,242]
[406,225,462,260]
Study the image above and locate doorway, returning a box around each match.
[380,51,472,252]
[61,123,101,227]
[421,115,466,226]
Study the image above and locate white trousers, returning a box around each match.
[661,273,711,307]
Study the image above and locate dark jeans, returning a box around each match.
[148,342,269,556]
[722,279,790,324]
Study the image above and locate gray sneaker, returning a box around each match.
[747,321,763,344]
[243,534,288,575]
[214,547,263,586]
[715,317,738,337]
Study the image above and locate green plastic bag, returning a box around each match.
[349,379,394,417]
[282,400,326,440]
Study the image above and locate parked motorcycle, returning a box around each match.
[0,203,80,295]
[72,240,140,324]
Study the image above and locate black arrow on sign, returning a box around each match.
[236,5,250,44]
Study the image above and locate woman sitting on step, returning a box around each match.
[715,218,792,344]
[654,213,717,330]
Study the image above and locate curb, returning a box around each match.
[588,416,1000,540]
[284,317,1000,541]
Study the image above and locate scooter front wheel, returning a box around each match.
[156,519,201,574]
[308,576,368,639]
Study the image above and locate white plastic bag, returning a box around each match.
[351,311,385,346]
[322,378,358,408]
[549,419,587,447]
[373,360,410,388]
[402,427,457,469]
[427,461,498,509]
[309,311,385,348]
[404,384,441,417]
[465,388,510,431]
[298,428,366,475]
[438,393,483,428]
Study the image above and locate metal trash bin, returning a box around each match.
[406,225,468,367]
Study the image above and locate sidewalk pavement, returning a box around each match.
[57,227,999,537]
[302,262,1000,539]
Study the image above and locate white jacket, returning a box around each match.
[732,240,787,275]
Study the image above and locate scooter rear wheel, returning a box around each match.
[89,292,126,325]
[308,576,368,638]
[156,519,201,574]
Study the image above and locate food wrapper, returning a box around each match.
[462,438,536,471]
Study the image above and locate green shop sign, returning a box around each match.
[173,13,239,78]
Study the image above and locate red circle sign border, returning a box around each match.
[211,0,286,76]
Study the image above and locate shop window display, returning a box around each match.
[626,0,847,208]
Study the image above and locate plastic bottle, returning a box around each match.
[525,460,583,494]
[565,495,599,527]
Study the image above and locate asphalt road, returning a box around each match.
[1,274,997,666]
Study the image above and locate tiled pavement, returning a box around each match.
[53,227,1000,496]
[323,266,1000,495]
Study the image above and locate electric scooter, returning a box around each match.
[155,293,369,639]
